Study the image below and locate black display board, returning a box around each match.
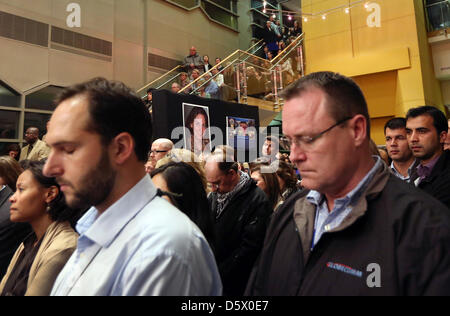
[152,90,261,161]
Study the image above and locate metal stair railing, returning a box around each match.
[137,39,265,97]
[180,33,305,110]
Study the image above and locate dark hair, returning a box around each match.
[265,136,280,154]
[185,106,209,134]
[250,163,280,210]
[276,160,297,191]
[54,78,152,162]
[0,156,23,190]
[209,149,239,174]
[3,144,21,161]
[384,117,407,134]
[151,162,215,247]
[406,106,448,136]
[281,71,370,135]
[21,160,81,224]
[5,143,20,153]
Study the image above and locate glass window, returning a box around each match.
[0,110,20,139]
[24,112,52,140]
[201,1,238,30]
[25,85,63,111]
[426,0,450,31]
[209,0,231,10]
[0,81,21,108]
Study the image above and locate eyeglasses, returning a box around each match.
[287,117,353,149]
[149,150,168,155]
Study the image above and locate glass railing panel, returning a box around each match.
[137,65,183,99]
[182,34,304,110]
[138,34,303,111]
[137,39,264,98]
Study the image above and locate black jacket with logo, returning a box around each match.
[246,163,450,296]
[208,179,272,296]
[417,150,450,209]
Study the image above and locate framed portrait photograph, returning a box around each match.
[182,103,211,154]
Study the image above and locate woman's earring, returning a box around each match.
[46,205,51,213]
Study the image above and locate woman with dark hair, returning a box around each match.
[0,160,79,296]
[275,160,300,205]
[0,156,31,279]
[250,163,281,211]
[185,106,210,155]
[151,162,215,249]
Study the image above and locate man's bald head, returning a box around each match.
[147,138,174,173]
[152,138,174,151]
[25,127,40,145]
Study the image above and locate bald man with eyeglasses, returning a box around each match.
[144,138,173,174]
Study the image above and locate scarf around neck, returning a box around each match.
[215,171,251,218]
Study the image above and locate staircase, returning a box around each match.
[136,33,305,113]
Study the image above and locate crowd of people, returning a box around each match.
[141,19,303,106]
[0,72,449,296]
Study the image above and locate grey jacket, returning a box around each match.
[183,54,204,73]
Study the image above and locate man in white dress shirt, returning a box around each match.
[43,77,222,296]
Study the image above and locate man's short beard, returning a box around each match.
[393,153,413,163]
[67,149,116,210]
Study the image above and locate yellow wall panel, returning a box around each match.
[302,0,445,137]
[371,117,393,145]
[307,47,410,78]
[353,71,397,118]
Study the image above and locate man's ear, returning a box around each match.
[439,131,448,145]
[111,132,135,165]
[350,114,368,147]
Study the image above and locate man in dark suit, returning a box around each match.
[406,106,450,209]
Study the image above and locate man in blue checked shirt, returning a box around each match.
[43,78,222,296]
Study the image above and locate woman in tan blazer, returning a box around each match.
[0,160,80,296]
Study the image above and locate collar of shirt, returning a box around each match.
[76,174,157,248]
[0,185,5,192]
[307,156,383,249]
[416,154,441,180]
[390,159,418,181]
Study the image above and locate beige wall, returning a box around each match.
[0,0,251,92]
